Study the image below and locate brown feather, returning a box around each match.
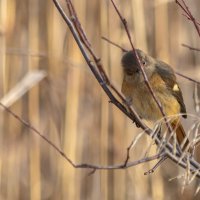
[155,61,187,118]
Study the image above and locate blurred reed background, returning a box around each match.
[0,0,200,199]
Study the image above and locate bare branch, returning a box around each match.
[144,156,167,175]
[101,36,128,52]
[176,0,200,37]
[175,71,200,85]
[182,13,200,26]
[182,43,200,52]
[65,0,109,83]
[123,131,146,167]
[0,102,76,167]
[0,101,164,171]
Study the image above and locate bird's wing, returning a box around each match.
[155,60,187,118]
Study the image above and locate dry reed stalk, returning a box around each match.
[28,1,41,200]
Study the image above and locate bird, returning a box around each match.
[121,49,190,151]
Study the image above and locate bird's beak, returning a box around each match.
[123,65,139,75]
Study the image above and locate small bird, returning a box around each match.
[121,49,189,150]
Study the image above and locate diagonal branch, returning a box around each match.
[101,36,128,52]
[0,101,163,170]
[182,43,200,52]
[52,0,142,128]
[66,0,109,83]
[176,0,200,37]
[64,0,145,128]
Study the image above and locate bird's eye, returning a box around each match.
[142,61,146,65]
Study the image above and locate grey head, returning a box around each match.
[121,49,155,78]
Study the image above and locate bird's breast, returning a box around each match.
[122,73,180,122]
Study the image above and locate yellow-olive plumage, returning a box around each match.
[121,49,189,149]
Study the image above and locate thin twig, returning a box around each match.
[175,71,200,85]
[144,156,168,175]
[0,102,75,167]
[101,36,128,52]
[0,101,163,170]
[123,131,145,166]
[182,43,200,52]
[176,0,200,37]
[182,13,200,26]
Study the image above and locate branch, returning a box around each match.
[176,0,200,37]
[0,102,75,167]
[182,13,200,26]
[101,36,128,52]
[182,43,200,52]
[66,0,109,84]
[0,102,163,171]
[64,0,146,128]
[175,71,200,85]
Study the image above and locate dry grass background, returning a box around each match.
[0,0,200,199]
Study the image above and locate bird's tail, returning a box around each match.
[171,120,191,152]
